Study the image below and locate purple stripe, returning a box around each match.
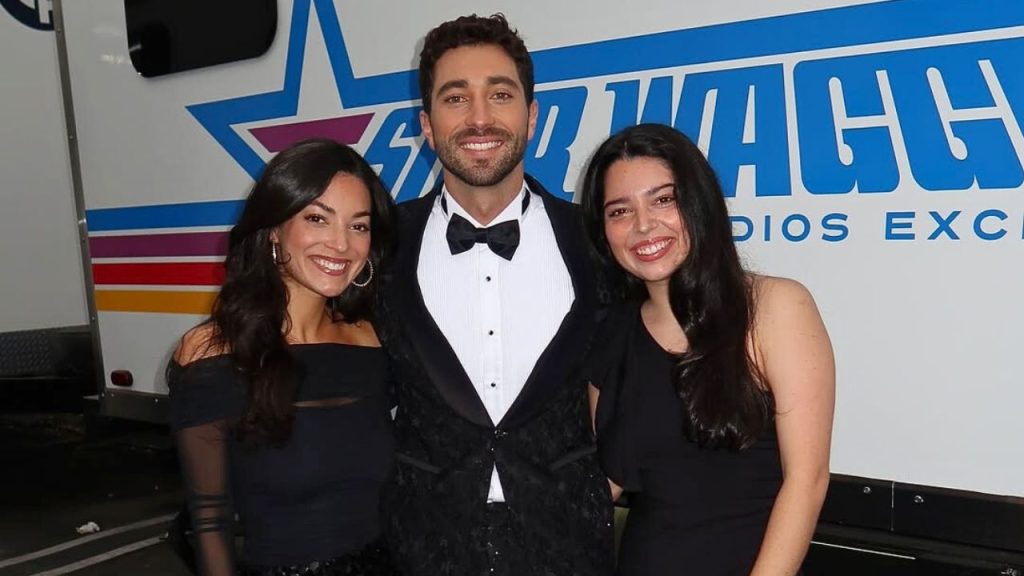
[249,113,375,152]
[89,232,228,258]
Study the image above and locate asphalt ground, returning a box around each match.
[0,412,193,576]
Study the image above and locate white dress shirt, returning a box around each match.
[417,183,575,502]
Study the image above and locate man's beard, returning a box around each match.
[434,127,527,187]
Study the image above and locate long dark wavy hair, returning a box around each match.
[581,123,774,450]
[209,138,394,445]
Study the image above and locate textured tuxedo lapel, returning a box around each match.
[387,187,493,428]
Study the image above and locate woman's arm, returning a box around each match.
[175,422,236,576]
[171,327,236,576]
[749,277,835,576]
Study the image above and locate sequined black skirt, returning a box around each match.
[237,540,399,576]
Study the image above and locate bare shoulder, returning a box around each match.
[173,323,226,365]
[750,274,818,321]
[748,274,830,361]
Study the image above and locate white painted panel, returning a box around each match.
[55,0,1023,498]
[97,311,202,395]
[0,5,87,331]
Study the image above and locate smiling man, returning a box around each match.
[379,14,614,576]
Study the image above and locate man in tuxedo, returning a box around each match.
[380,13,613,576]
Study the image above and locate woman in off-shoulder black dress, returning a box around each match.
[580,125,835,576]
[168,139,399,576]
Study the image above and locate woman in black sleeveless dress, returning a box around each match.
[168,139,399,576]
[580,124,835,575]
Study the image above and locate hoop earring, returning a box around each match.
[351,259,374,288]
[271,242,281,264]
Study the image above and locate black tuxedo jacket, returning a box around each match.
[379,175,614,576]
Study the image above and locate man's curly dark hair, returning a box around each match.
[418,13,534,113]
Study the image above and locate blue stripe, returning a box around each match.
[533,0,1024,83]
[325,0,1024,106]
[191,0,1024,181]
[323,0,1024,102]
[86,200,245,232]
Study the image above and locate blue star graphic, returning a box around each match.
[186,0,416,180]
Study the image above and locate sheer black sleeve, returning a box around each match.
[168,360,238,576]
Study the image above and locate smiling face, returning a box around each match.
[419,44,538,191]
[271,172,372,302]
[602,157,690,290]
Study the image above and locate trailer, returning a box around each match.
[7,0,1022,572]
[0,0,93,403]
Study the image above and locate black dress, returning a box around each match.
[592,303,783,576]
[168,343,397,576]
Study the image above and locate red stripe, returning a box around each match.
[92,263,225,286]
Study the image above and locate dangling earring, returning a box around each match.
[351,259,374,288]
[271,242,281,264]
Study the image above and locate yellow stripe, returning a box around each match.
[95,290,218,315]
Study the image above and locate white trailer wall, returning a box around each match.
[59,0,1022,498]
[0,2,87,332]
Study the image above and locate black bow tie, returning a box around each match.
[443,192,530,261]
[446,214,520,260]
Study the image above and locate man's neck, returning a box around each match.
[443,168,526,226]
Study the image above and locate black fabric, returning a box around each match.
[445,213,521,260]
[379,175,614,576]
[168,344,396,575]
[167,503,198,575]
[592,302,783,576]
[237,539,398,576]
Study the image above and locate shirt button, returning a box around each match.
[485,275,492,282]
[488,330,494,336]
[490,382,497,388]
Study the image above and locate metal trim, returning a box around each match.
[894,481,1024,553]
[813,523,1024,571]
[102,389,169,424]
[820,474,894,532]
[821,474,1024,554]
[51,0,106,406]
[809,540,915,560]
